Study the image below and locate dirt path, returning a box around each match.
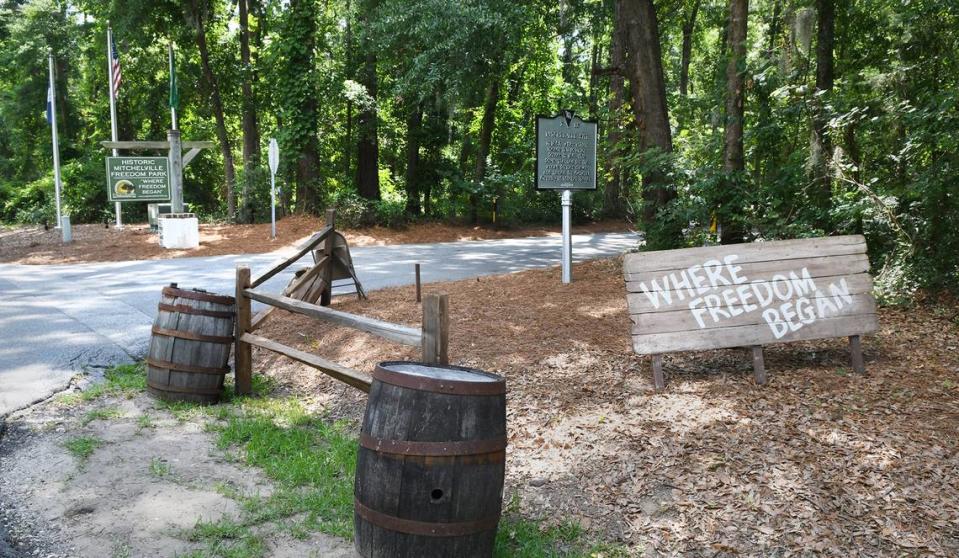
[0,389,355,558]
[254,258,959,556]
[0,216,630,265]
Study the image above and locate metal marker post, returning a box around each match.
[561,190,572,284]
[268,138,279,239]
[47,53,63,232]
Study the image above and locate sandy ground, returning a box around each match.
[2,258,957,556]
[0,216,630,265]
[0,387,355,558]
[254,258,959,556]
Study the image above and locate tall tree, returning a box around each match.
[471,76,500,224]
[188,0,237,219]
[619,0,676,248]
[721,0,748,244]
[238,0,261,222]
[602,0,626,218]
[277,0,322,211]
[355,0,380,200]
[810,0,835,217]
[679,0,701,96]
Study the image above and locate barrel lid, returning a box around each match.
[374,361,505,395]
[162,286,235,306]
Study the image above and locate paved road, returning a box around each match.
[0,232,638,416]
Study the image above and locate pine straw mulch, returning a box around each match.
[252,258,959,556]
[0,216,627,265]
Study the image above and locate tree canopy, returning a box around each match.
[0,0,956,294]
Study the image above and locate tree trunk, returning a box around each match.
[810,0,835,217]
[471,78,500,224]
[191,0,237,219]
[285,0,322,213]
[679,0,701,96]
[238,0,260,223]
[356,8,380,201]
[344,0,354,180]
[404,105,422,215]
[603,0,626,218]
[619,0,675,247]
[721,0,748,244]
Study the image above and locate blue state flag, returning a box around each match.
[46,85,53,125]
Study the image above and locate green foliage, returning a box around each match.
[1,0,957,294]
[63,435,103,463]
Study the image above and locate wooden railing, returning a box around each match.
[234,210,449,395]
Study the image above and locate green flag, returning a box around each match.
[168,43,179,109]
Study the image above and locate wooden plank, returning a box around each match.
[102,140,171,150]
[651,355,665,391]
[623,235,866,274]
[421,293,450,364]
[250,258,329,331]
[241,332,371,393]
[849,335,865,374]
[632,314,878,354]
[101,140,215,150]
[626,273,874,313]
[250,226,331,288]
[629,293,876,334]
[320,209,336,306]
[245,291,422,347]
[182,147,203,167]
[625,254,870,285]
[235,265,253,395]
[752,346,767,385]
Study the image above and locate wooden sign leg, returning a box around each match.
[651,355,665,391]
[751,345,767,385]
[849,335,865,374]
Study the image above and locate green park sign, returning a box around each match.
[105,156,171,202]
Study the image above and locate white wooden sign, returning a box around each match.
[624,235,877,388]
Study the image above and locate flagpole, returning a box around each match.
[48,52,63,232]
[169,42,178,130]
[107,24,122,229]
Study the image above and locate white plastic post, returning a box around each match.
[561,189,572,284]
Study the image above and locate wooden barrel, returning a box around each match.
[146,284,235,404]
[354,361,507,558]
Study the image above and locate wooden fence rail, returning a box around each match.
[233,210,449,396]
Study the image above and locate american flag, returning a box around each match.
[110,36,122,98]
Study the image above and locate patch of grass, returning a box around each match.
[81,406,123,426]
[63,435,102,463]
[60,363,147,405]
[136,414,154,430]
[150,457,172,478]
[494,515,630,558]
[211,398,357,539]
[185,519,265,558]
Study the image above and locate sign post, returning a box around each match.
[535,110,598,284]
[268,138,279,240]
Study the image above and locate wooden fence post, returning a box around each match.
[235,264,253,395]
[320,209,336,307]
[421,293,449,365]
[415,263,422,303]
